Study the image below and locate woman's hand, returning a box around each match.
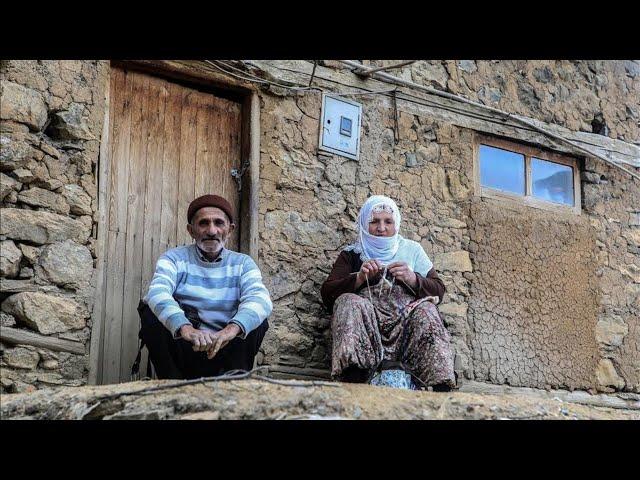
[387,261,418,289]
[355,259,383,288]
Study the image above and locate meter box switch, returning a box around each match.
[318,94,362,160]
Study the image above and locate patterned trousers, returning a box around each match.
[331,284,455,388]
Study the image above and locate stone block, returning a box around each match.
[433,251,473,272]
[18,187,70,214]
[18,244,40,266]
[1,292,86,335]
[0,208,90,244]
[37,240,93,287]
[3,346,39,370]
[61,184,92,215]
[596,317,629,347]
[0,172,21,200]
[47,103,94,141]
[596,359,625,390]
[458,60,477,74]
[0,311,17,327]
[0,239,22,277]
[0,81,48,131]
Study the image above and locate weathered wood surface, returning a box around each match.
[97,66,244,384]
[88,67,113,384]
[1,327,85,355]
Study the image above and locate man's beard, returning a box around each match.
[197,236,226,255]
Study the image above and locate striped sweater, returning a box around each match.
[143,244,272,338]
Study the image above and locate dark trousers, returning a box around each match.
[138,303,269,380]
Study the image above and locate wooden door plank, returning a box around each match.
[230,105,243,251]
[220,103,242,251]
[108,68,133,233]
[194,91,212,199]
[88,67,115,385]
[159,81,182,253]
[138,76,169,381]
[119,71,150,381]
[202,95,222,205]
[102,230,127,383]
[141,75,167,296]
[102,68,132,384]
[176,90,198,247]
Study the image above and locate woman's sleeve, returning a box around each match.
[320,251,358,312]
[411,243,445,302]
[414,267,446,303]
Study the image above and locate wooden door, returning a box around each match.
[100,67,243,384]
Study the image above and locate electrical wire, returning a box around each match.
[340,60,640,181]
[201,59,639,179]
[208,60,397,98]
[93,365,339,404]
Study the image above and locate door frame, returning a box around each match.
[88,61,261,385]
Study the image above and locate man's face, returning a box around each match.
[187,207,235,255]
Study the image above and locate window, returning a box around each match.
[474,135,581,214]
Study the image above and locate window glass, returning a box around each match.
[479,144,525,195]
[531,158,574,206]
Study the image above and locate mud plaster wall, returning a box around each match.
[257,94,475,375]
[467,200,601,390]
[255,60,639,393]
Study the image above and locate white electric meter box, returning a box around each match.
[318,95,362,160]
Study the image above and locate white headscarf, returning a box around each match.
[344,195,403,264]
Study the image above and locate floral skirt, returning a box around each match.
[331,283,455,388]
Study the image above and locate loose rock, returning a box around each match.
[3,346,40,370]
[0,208,90,244]
[18,187,70,214]
[0,80,48,131]
[1,291,86,335]
[0,239,22,277]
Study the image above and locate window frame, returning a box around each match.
[473,133,581,215]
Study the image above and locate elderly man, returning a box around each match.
[139,194,272,379]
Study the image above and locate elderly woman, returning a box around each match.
[321,195,455,391]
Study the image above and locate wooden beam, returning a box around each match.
[1,327,86,355]
[113,60,255,99]
[352,60,416,77]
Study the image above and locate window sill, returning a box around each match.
[478,187,581,215]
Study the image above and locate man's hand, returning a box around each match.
[387,261,418,289]
[206,323,242,359]
[179,324,217,352]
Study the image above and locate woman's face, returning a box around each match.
[368,211,396,237]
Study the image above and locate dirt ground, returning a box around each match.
[1,375,639,420]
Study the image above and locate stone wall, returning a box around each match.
[254,60,639,393]
[254,92,486,383]
[0,60,108,393]
[2,60,636,394]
